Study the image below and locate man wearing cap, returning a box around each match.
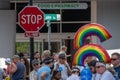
[53,53,71,80]
[37,57,54,80]
[11,55,26,80]
[5,58,11,80]
[95,61,115,80]
[30,59,40,80]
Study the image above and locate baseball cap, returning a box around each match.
[43,57,54,64]
[5,58,11,64]
[72,67,80,72]
[58,53,66,59]
[32,59,40,66]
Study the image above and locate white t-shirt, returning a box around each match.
[66,74,80,80]
[92,73,100,80]
[54,62,68,80]
[99,70,115,80]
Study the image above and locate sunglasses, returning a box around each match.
[61,58,66,60]
[34,63,39,66]
[72,70,80,73]
[111,58,118,61]
[95,66,103,68]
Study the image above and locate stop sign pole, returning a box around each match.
[29,0,34,71]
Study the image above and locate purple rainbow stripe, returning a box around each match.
[74,23,112,49]
[72,44,111,66]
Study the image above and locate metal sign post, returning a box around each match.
[47,20,51,50]
[29,0,34,71]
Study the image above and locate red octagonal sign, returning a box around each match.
[18,6,45,31]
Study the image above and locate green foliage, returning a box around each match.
[16,42,30,53]
[16,42,39,53]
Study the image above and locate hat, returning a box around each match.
[58,53,66,59]
[5,58,11,64]
[12,55,20,59]
[72,67,80,72]
[96,61,106,67]
[32,59,40,66]
[43,57,54,64]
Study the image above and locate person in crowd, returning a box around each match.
[5,58,11,78]
[18,52,24,58]
[111,52,120,80]
[95,61,115,80]
[88,60,100,80]
[37,57,54,80]
[76,56,97,73]
[66,67,80,80]
[51,70,62,80]
[54,53,71,80]
[30,59,40,80]
[84,56,97,65]
[58,45,71,57]
[53,52,59,62]
[0,68,6,80]
[34,51,40,60]
[59,45,67,55]
[20,57,30,80]
[10,55,26,80]
[41,50,51,61]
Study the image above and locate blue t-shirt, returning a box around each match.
[11,62,26,80]
[37,65,51,80]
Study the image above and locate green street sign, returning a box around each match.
[44,14,60,21]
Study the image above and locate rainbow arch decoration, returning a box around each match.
[74,23,112,49]
[72,44,111,66]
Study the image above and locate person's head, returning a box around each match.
[111,52,120,67]
[88,60,97,74]
[5,58,11,65]
[41,50,51,61]
[52,70,61,80]
[18,52,24,58]
[20,57,28,64]
[32,59,40,71]
[58,53,66,64]
[53,53,59,61]
[34,51,40,60]
[11,55,20,63]
[60,45,67,52]
[43,57,54,67]
[84,56,96,64]
[95,61,106,74]
[71,67,80,76]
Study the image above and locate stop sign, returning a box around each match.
[18,6,45,31]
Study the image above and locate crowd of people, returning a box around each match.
[0,45,120,80]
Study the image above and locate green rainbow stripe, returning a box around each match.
[74,23,112,49]
[72,44,111,66]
